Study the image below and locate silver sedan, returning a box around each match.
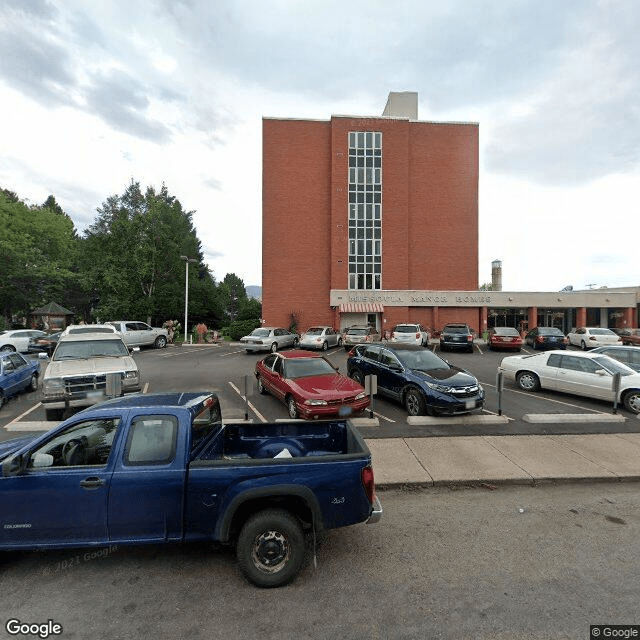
[240,327,299,353]
[299,326,342,351]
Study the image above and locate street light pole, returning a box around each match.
[180,256,197,344]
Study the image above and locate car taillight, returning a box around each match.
[562,338,568,344]
[415,333,420,339]
[467,335,473,342]
[361,465,375,505]
[536,336,544,343]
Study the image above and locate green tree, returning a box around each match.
[80,181,216,325]
[0,191,77,324]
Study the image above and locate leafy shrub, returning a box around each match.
[227,318,261,341]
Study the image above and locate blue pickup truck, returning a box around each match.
[0,392,382,587]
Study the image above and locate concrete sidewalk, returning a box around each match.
[366,432,640,488]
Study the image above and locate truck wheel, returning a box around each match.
[154,336,167,349]
[236,509,305,588]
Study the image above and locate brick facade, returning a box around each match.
[262,115,480,332]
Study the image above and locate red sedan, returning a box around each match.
[487,327,523,351]
[255,350,369,419]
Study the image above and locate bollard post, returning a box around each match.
[612,372,622,414]
[496,369,504,416]
[365,374,377,419]
[244,374,250,421]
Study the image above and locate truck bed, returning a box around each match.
[193,420,368,462]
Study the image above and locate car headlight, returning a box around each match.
[304,399,328,406]
[424,381,454,393]
[355,392,366,400]
[123,370,138,379]
[43,378,64,394]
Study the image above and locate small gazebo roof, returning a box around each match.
[31,302,74,316]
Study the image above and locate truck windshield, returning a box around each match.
[54,339,129,360]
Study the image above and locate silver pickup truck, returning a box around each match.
[107,321,169,349]
[41,333,141,421]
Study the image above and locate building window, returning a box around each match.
[348,131,381,290]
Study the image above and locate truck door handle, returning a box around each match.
[80,477,105,489]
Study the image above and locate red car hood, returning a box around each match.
[290,374,364,399]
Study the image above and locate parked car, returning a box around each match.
[298,326,342,351]
[487,327,523,351]
[524,327,568,350]
[0,330,47,353]
[389,323,430,347]
[255,350,369,419]
[61,324,120,336]
[41,333,141,421]
[439,323,475,353]
[240,327,299,353]
[621,329,640,346]
[27,331,62,356]
[347,343,484,416]
[567,327,622,350]
[499,350,640,413]
[106,321,169,349]
[0,351,40,408]
[342,325,381,351]
[591,345,640,373]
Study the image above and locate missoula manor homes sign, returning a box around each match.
[330,290,637,309]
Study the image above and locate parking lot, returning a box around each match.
[1,339,638,441]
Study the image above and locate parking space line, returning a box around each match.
[6,402,42,427]
[371,410,395,423]
[228,381,267,423]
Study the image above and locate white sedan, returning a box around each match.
[499,350,640,413]
[566,327,622,350]
[240,327,299,353]
[0,330,47,353]
[299,326,342,351]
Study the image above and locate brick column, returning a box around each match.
[622,307,635,329]
[527,307,538,331]
[433,307,439,332]
[480,306,488,333]
[577,307,587,327]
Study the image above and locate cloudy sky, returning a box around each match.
[1,0,639,292]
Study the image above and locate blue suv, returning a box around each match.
[347,343,484,416]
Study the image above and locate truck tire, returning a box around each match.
[236,509,305,588]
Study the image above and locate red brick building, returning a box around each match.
[262,93,638,335]
[262,93,481,335]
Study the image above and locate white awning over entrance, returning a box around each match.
[339,303,384,313]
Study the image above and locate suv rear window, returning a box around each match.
[394,325,418,333]
[443,325,470,334]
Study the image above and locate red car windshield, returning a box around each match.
[284,358,336,378]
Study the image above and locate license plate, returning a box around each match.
[87,391,105,401]
[465,398,476,409]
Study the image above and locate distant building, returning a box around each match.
[261,93,638,334]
